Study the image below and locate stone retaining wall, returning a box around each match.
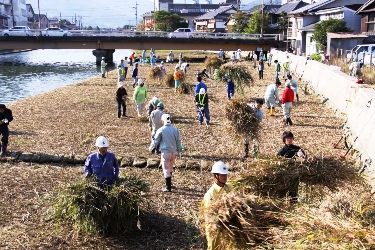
[272,50,375,183]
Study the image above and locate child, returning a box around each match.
[277,131,305,158]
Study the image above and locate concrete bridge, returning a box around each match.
[0,34,282,64]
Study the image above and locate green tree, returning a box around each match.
[244,10,271,34]
[229,10,251,33]
[313,19,352,51]
[154,10,187,31]
[277,11,288,36]
[59,19,71,26]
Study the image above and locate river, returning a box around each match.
[0,49,131,104]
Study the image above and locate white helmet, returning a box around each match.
[137,78,144,85]
[96,136,109,147]
[161,114,171,124]
[211,161,230,174]
[102,57,105,59]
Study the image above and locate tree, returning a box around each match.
[154,10,187,31]
[229,10,251,33]
[60,19,71,26]
[313,19,353,51]
[244,10,271,34]
[277,11,288,36]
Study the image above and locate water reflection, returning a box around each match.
[0,49,130,104]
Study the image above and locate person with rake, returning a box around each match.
[195,88,210,126]
[0,104,13,156]
[243,98,264,159]
[84,136,119,188]
[202,161,232,250]
[150,114,182,192]
[264,80,281,116]
[116,82,128,118]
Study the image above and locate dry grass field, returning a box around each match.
[1,50,374,249]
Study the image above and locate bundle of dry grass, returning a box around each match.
[215,63,253,93]
[200,192,285,249]
[233,156,360,198]
[178,80,190,94]
[52,175,149,236]
[164,72,175,87]
[225,97,261,138]
[148,66,162,80]
[204,56,225,71]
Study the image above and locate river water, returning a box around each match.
[0,49,131,104]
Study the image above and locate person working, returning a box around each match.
[0,104,13,156]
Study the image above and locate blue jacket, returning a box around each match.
[84,152,119,183]
[195,82,207,95]
[225,79,235,93]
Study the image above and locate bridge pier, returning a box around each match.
[92,49,115,65]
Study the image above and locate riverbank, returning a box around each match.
[1,51,374,249]
[0,49,33,55]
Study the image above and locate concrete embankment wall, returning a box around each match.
[272,50,375,181]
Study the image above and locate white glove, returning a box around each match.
[275,100,279,104]
[200,107,204,111]
[297,150,305,157]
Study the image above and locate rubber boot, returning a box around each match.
[243,144,249,158]
[296,94,299,102]
[267,108,270,114]
[288,118,293,126]
[253,145,258,158]
[270,108,275,116]
[162,177,172,192]
[1,144,7,156]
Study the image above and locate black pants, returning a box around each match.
[0,127,9,146]
[259,70,263,79]
[124,67,128,78]
[117,100,126,117]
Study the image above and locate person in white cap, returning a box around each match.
[195,87,210,125]
[133,78,148,117]
[100,57,107,78]
[202,161,232,250]
[281,81,295,126]
[84,136,119,187]
[116,82,127,118]
[150,114,182,192]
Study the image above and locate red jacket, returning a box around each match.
[282,87,294,104]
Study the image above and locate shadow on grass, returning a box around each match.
[108,212,205,249]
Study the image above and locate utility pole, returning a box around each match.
[132,1,139,30]
[261,0,264,38]
[153,0,156,31]
[37,0,41,29]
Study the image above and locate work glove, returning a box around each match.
[195,102,199,106]
[200,107,204,111]
[297,150,305,158]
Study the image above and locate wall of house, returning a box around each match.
[343,9,362,33]
[327,37,365,56]
[272,49,375,189]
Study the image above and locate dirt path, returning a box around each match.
[0,54,346,249]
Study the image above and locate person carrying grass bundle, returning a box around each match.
[202,161,232,250]
[264,80,281,116]
[84,136,119,188]
[150,114,182,192]
[243,98,264,159]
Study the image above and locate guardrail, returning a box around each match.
[1,29,283,40]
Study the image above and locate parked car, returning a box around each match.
[41,27,72,37]
[3,26,31,36]
[168,28,193,38]
[346,44,375,63]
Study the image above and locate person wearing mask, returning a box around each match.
[224,74,235,100]
[133,78,148,117]
[100,57,107,78]
[264,80,281,116]
[0,104,13,156]
[150,114,182,192]
[150,102,165,154]
[258,60,264,80]
[195,88,210,125]
[84,136,119,187]
[281,81,295,126]
[132,62,139,88]
[243,98,264,159]
[116,82,127,118]
[202,161,232,250]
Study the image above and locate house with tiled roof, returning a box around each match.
[287,0,366,56]
[34,14,49,29]
[193,5,237,32]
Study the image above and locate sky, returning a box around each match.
[26,0,258,28]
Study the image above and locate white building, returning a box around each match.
[0,0,28,28]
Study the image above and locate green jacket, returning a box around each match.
[133,85,148,104]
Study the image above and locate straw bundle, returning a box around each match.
[148,66,162,80]
[52,175,149,236]
[178,80,190,94]
[204,56,225,71]
[201,192,285,249]
[164,72,175,88]
[225,97,261,138]
[216,63,253,93]
[233,156,359,198]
